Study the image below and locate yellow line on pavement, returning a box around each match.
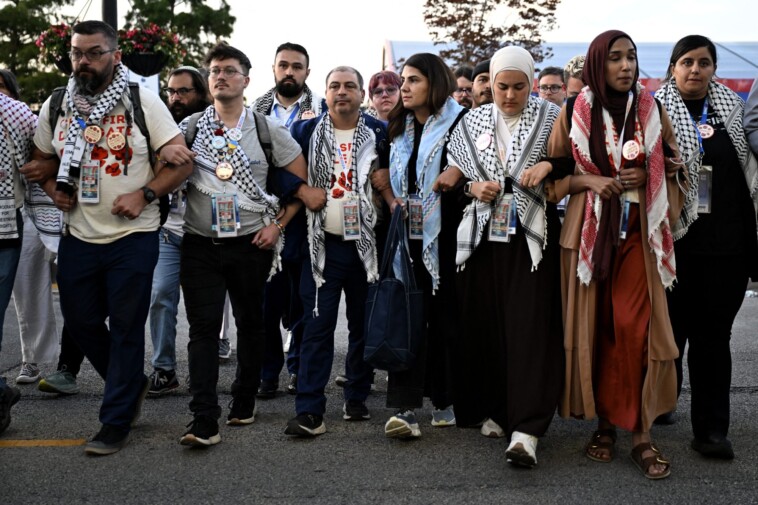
[0,439,86,447]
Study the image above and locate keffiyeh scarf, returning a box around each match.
[655,79,758,239]
[307,113,379,293]
[183,106,283,276]
[56,63,130,187]
[254,85,320,118]
[571,84,676,288]
[390,97,463,290]
[0,94,37,239]
[446,98,559,269]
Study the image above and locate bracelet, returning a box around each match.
[272,219,285,233]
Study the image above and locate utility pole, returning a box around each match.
[103,0,117,29]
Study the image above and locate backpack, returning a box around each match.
[48,82,170,225]
[184,109,281,197]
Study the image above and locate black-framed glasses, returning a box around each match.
[69,48,117,62]
[538,84,563,94]
[163,87,196,97]
[454,87,472,94]
[209,67,246,78]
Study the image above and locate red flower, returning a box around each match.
[332,188,345,198]
[105,163,121,176]
[91,145,108,160]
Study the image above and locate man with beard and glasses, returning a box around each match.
[32,20,194,455]
[470,60,492,108]
[252,42,326,400]
[453,65,474,108]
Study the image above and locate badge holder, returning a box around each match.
[488,194,517,242]
[211,193,240,237]
[697,165,713,214]
[619,197,631,241]
[408,195,424,240]
[79,162,100,203]
[169,188,186,212]
[341,199,361,241]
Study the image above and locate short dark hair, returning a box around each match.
[204,42,251,75]
[275,42,309,68]
[665,34,718,80]
[325,66,364,89]
[368,71,401,97]
[0,69,21,100]
[72,20,117,48]
[387,53,456,140]
[454,65,473,80]
[169,65,212,106]
[538,66,564,83]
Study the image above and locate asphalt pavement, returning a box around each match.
[1,289,757,504]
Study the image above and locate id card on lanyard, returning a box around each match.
[488,194,517,242]
[342,199,361,241]
[618,198,631,241]
[79,162,100,203]
[408,194,424,240]
[211,193,240,237]
[693,99,713,214]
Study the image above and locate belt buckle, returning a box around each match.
[210,236,225,245]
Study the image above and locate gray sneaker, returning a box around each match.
[16,363,40,384]
[38,370,79,395]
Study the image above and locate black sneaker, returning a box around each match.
[180,415,221,447]
[343,400,370,421]
[286,374,297,395]
[256,380,278,399]
[227,397,256,426]
[284,413,326,437]
[147,368,179,398]
[0,383,21,435]
[84,424,130,456]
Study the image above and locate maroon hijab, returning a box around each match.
[583,29,640,281]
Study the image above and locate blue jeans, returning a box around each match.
[149,228,182,371]
[296,235,373,416]
[57,231,158,430]
[180,233,272,419]
[0,210,23,353]
[260,260,302,382]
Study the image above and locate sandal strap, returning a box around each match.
[591,428,617,444]
[632,442,671,473]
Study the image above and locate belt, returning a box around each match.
[184,233,255,246]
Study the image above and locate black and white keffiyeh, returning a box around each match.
[254,84,320,118]
[0,93,38,239]
[56,63,130,187]
[446,97,560,269]
[307,113,379,292]
[656,79,758,239]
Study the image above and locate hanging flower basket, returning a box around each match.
[121,52,169,77]
[36,23,73,74]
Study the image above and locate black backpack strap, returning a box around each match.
[252,111,281,197]
[184,112,203,148]
[48,86,67,135]
[441,107,469,169]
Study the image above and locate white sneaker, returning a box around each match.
[480,418,505,438]
[16,363,41,384]
[506,431,538,468]
[384,410,421,439]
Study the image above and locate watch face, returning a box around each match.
[143,187,156,202]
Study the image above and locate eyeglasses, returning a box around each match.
[454,87,472,94]
[162,87,196,97]
[538,84,564,94]
[69,48,117,62]
[372,86,398,97]
[209,67,247,78]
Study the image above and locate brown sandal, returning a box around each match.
[585,428,617,463]
[630,442,671,480]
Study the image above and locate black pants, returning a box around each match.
[180,233,272,419]
[666,252,749,441]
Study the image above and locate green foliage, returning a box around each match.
[423,0,560,67]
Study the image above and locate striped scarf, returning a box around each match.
[446,98,560,269]
[253,85,320,119]
[306,113,379,291]
[571,84,676,288]
[655,79,758,239]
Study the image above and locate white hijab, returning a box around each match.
[489,46,535,140]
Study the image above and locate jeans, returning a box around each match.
[296,235,373,416]
[0,210,23,353]
[180,233,272,419]
[149,228,182,371]
[57,231,158,430]
[260,260,303,382]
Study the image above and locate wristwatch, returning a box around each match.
[141,186,157,203]
[464,181,474,197]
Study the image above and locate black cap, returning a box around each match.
[472,60,490,81]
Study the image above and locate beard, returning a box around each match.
[169,99,205,124]
[276,78,305,99]
[73,65,110,96]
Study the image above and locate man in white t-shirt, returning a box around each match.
[32,21,194,455]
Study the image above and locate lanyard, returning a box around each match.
[606,92,634,172]
[275,103,300,128]
[690,98,709,154]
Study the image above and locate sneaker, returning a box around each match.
[84,424,130,456]
[16,363,40,384]
[506,431,538,468]
[1,384,21,435]
[480,418,505,438]
[38,368,79,395]
[256,380,278,399]
[385,410,421,439]
[180,415,221,447]
[284,413,326,437]
[334,374,347,388]
[218,338,232,363]
[431,405,456,427]
[343,401,370,421]
[286,374,297,395]
[147,368,179,397]
[227,397,257,426]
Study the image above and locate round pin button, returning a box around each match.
[83,125,103,144]
[622,140,640,160]
[215,162,234,180]
[476,133,491,151]
[106,132,126,151]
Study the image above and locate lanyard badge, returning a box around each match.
[211,192,240,237]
